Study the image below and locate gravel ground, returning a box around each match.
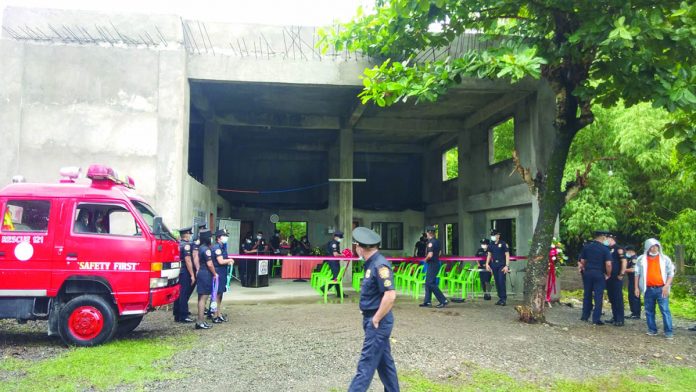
[2,295,696,391]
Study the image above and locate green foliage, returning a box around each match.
[0,335,194,391]
[560,103,696,259]
[323,0,696,149]
[492,118,515,164]
[444,146,458,180]
[660,209,696,262]
[274,221,308,240]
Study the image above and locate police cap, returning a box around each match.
[490,229,501,236]
[425,226,436,233]
[480,238,490,245]
[199,229,212,242]
[215,229,228,238]
[178,226,193,235]
[352,227,381,246]
[197,223,207,229]
[333,230,344,238]
[593,230,611,237]
[625,245,636,251]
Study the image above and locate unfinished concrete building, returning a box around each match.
[1,7,557,291]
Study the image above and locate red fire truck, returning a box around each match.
[0,165,180,346]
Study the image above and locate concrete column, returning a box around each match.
[203,120,220,228]
[457,129,476,256]
[338,128,354,287]
[0,40,24,186]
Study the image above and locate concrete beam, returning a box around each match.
[356,117,465,132]
[355,143,424,154]
[345,103,367,129]
[215,112,340,130]
[463,91,531,129]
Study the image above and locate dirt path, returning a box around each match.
[2,295,695,391]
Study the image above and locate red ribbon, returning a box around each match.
[546,248,558,302]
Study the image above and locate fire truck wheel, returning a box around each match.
[116,316,144,335]
[58,295,118,347]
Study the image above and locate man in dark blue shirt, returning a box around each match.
[322,231,344,297]
[413,233,427,258]
[476,239,492,301]
[605,234,626,326]
[420,226,448,308]
[174,226,195,323]
[578,230,613,325]
[624,246,641,319]
[348,227,399,392]
[485,229,510,306]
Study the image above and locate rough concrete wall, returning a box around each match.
[182,174,215,227]
[0,39,23,184]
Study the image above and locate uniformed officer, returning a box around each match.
[210,229,235,323]
[253,231,268,255]
[195,229,215,330]
[605,234,626,326]
[624,245,641,319]
[485,229,510,306]
[348,227,399,392]
[578,230,613,325]
[174,227,195,323]
[420,226,448,308]
[413,233,427,258]
[322,231,344,297]
[477,239,492,301]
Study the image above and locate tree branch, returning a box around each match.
[563,156,616,203]
[510,150,541,196]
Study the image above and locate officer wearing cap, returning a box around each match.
[477,239,492,301]
[420,226,448,308]
[322,230,344,297]
[624,245,641,319]
[578,230,613,325]
[195,229,215,330]
[485,229,510,306]
[348,227,399,392]
[605,233,626,326]
[191,223,207,277]
[174,227,195,323]
[210,229,235,323]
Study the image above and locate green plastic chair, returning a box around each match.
[436,263,450,291]
[319,265,347,303]
[395,263,415,292]
[411,264,431,299]
[440,262,460,292]
[310,263,330,289]
[392,262,407,289]
[448,263,472,296]
[271,259,283,278]
[402,264,424,296]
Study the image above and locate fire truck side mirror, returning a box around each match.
[153,216,164,236]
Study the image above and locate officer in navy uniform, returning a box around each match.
[174,227,195,323]
[605,234,626,326]
[624,246,641,319]
[477,239,492,301]
[348,227,399,392]
[195,229,215,330]
[321,231,344,297]
[578,230,613,325]
[253,231,268,255]
[420,226,448,308]
[210,229,234,323]
[485,229,510,306]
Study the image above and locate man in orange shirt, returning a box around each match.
[634,238,675,339]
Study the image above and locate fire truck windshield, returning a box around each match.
[131,200,175,240]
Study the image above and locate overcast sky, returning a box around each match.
[0,0,373,26]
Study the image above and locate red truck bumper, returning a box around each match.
[150,284,180,308]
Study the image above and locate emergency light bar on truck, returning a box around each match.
[0,164,180,347]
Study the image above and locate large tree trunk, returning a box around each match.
[516,129,575,323]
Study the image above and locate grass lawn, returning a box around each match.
[0,334,195,392]
[401,363,696,392]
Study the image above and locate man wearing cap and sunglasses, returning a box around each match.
[485,229,510,306]
[348,227,399,392]
[420,226,449,308]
